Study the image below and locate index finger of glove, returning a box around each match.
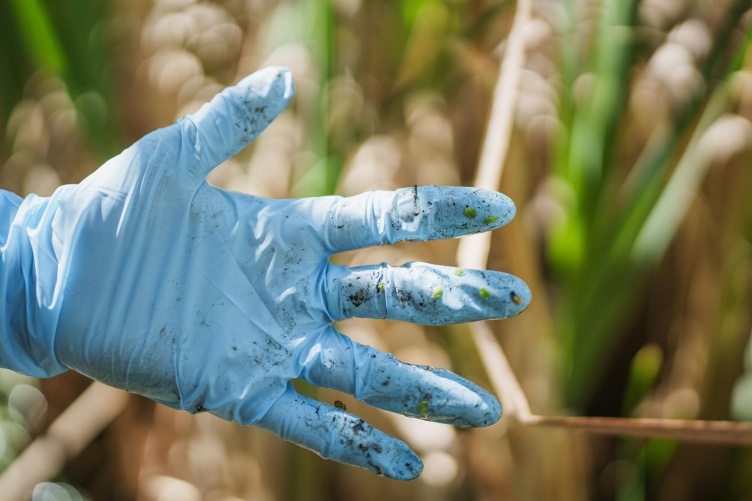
[184,66,295,179]
[257,385,423,480]
[318,186,516,253]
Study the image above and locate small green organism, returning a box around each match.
[479,288,491,299]
[376,282,385,292]
[433,287,443,299]
[510,291,522,305]
[483,216,498,224]
[334,400,347,411]
[419,400,429,417]
[464,207,477,219]
[454,269,464,276]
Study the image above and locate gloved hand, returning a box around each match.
[0,67,530,480]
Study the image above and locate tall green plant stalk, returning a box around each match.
[549,0,752,408]
[293,0,340,198]
[552,0,643,407]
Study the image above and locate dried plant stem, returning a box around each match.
[456,0,533,270]
[471,321,532,417]
[475,320,752,445]
[521,415,752,446]
[0,383,129,500]
[461,0,752,445]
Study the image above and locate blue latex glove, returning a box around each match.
[0,67,530,480]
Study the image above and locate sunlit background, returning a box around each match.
[1,0,752,499]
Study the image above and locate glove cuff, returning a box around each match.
[0,190,68,377]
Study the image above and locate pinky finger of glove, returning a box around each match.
[257,384,423,480]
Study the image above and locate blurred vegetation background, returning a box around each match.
[1,0,752,499]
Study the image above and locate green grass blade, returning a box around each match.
[8,0,68,75]
[612,0,750,259]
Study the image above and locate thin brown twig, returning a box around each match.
[521,415,752,446]
[460,0,752,445]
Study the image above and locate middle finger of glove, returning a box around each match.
[324,262,531,324]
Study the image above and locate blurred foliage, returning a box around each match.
[0,0,120,159]
[2,0,752,500]
[554,0,751,408]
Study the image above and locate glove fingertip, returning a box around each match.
[236,66,295,102]
[381,441,423,480]
[185,66,296,178]
[483,393,503,427]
